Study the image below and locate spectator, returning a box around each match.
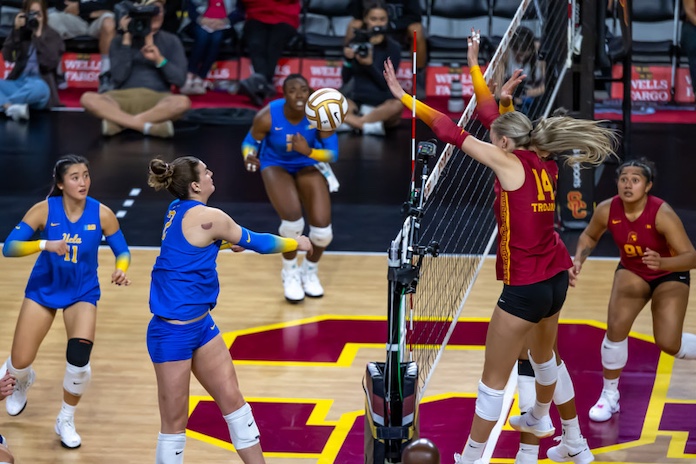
[80,0,191,138]
[1,0,64,120]
[345,0,426,69]
[682,0,696,102]
[340,0,403,136]
[237,0,300,106]
[180,0,245,95]
[496,26,545,115]
[48,0,116,92]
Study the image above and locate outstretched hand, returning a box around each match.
[500,69,526,103]
[383,57,406,100]
[466,28,481,68]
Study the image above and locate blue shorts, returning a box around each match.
[146,312,220,363]
[260,155,317,175]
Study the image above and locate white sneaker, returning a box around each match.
[589,389,619,422]
[281,268,304,303]
[6,103,29,122]
[452,455,483,464]
[509,409,555,438]
[362,121,386,136]
[55,415,82,448]
[6,367,35,416]
[547,436,594,463]
[301,268,324,298]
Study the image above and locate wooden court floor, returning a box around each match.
[0,250,694,463]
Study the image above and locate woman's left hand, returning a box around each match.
[111,269,131,286]
[642,248,662,270]
[291,133,311,156]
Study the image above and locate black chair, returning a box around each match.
[607,0,680,100]
[426,0,490,65]
[300,0,353,58]
[488,0,540,50]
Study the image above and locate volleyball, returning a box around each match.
[305,88,348,131]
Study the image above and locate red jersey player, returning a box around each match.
[573,158,696,422]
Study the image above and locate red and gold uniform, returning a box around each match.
[607,195,672,281]
[494,150,572,285]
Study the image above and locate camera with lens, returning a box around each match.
[114,0,160,38]
[349,26,386,58]
[24,10,40,30]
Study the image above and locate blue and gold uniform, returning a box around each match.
[25,196,103,309]
[258,99,332,173]
[148,199,222,363]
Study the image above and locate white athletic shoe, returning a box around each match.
[5,103,29,122]
[6,367,35,416]
[301,268,324,298]
[55,415,82,448]
[362,121,386,136]
[509,409,555,438]
[547,436,594,463]
[281,268,304,303]
[588,389,620,422]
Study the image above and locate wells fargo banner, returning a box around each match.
[610,64,694,103]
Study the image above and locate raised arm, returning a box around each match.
[647,202,696,272]
[383,57,522,185]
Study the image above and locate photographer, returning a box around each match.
[0,0,64,120]
[48,0,116,92]
[340,0,403,136]
[80,0,191,138]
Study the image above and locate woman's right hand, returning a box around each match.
[244,154,260,173]
[382,57,405,100]
[0,373,15,399]
[45,239,69,256]
[295,235,313,253]
[14,12,26,30]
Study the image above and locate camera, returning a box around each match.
[114,0,160,38]
[24,10,40,30]
[349,26,386,58]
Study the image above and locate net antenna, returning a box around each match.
[366,0,580,462]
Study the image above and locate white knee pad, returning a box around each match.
[528,351,557,386]
[676,333,696,359]
[601,334,628,370]
[224,403,260,450]
[63,362,91,396]
[279,218,305,238]
[475,380,505,422]
[553,361,576,405]
[309,225,333,248]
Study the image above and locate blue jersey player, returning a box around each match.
[242,74,338,303]
[146,156,311,464]
[1,154,131,449]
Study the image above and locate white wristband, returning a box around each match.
[39,240,47,251]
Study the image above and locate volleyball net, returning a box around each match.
[400,0,579,397]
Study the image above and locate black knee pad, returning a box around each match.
[517,358,534,377]
[66,338,93,367]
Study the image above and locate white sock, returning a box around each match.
[517,442,539,458]
[603,377,619,393]
[100,55,110,73]
[156,432,185,464]
[59,401,76,420]
[282,257,298,271]
[561,416,581,442]
[461,436,486,462]
[303,260,318,273]
[531,399,551,421]
[676,333,696,359]
[143,122,153,135]
[6,357,31,384]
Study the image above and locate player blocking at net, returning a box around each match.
[383,50,618,463]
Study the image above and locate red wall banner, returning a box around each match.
[610,64,695,103]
